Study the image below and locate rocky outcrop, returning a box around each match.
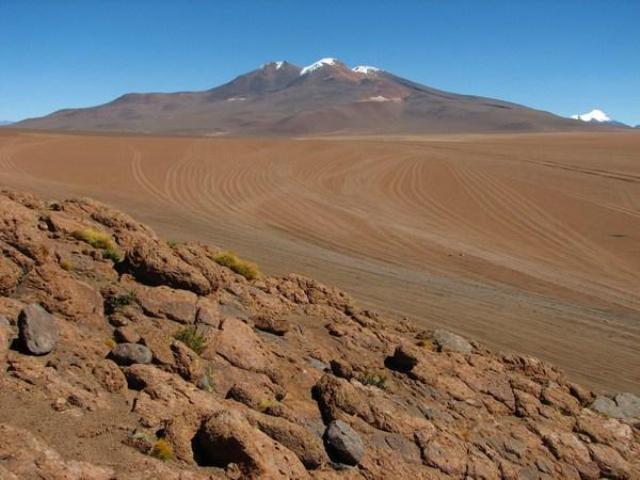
[17,303,58,355]
[0,188,638,479]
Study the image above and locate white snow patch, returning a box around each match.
[227,97,246,102]
[261,61,285,70]
[571,109,612,123]
[368,96,390,102]
[353,65,380,75]
[300,58,339,75]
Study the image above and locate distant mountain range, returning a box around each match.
[0,121,13,126]
[14,58,621,136]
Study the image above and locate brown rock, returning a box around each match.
[0,321,8,367]
[171,340,203,382]
[92,359,127,393]
[121,234,211,295]
[194,409,309,479]
[387,343,421,372]
[543,431,599,480]
[0,423,114,479]
[421,431,467,476]
[252,314,290,336]
[16,264,104,324]
[114,325,140,344]
[588,443,632,479]
[133,284,197,324]
[195,297,220,328]
[210,317,271,373]
[246,411,329,469]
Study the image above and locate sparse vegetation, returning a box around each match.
[213,250,259,280]
[359,371,387,389]
[197,365,215,392]
[174,326,206,355]
[59,259,72,271]
[256,398,278,413]
[104,338,116,349]
[73,228,122,263]
[417,338,434,351]
[104,291,136,315]
[150,438,174,461]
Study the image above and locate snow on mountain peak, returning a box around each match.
[300,58,339,75]
[261,61,286,70]
[352,65,380,75]
[571,109,612,123]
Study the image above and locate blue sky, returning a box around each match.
[1,1,639,125]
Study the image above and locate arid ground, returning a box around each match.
[1,129,638,393]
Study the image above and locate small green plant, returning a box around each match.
[104,338,116,349]
[256,398,278,413]
[213,250,259,280]
[73,228,123,263]
[104,291,136,315]
[360,371,388,389]
[59,259,72,271]
[167,240,180,248]
[174,327,207,355]
[150,438,174,461]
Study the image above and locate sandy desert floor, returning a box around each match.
[1,128,638,393]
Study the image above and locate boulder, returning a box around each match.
[432,329,472,353]
[324,420,364,466]
[121,235,211,295]
[109,343,152,366]
[92,359,128,393]
[194,410,309,479]
[133,284,197,324]
[387,344,420,372]
[113,325,140,344]
[18,304,58,355]
[252,314,290,336]
[592,392,640,422]
[247,411,329,469]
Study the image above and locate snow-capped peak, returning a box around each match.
[571,109,612,123]
[352,65,380,75]
[261,61,286,70]
[300,58,339,75]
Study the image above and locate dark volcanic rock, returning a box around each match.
[324,420,364,466]
[109,342,152,365]
[18,303,58,355]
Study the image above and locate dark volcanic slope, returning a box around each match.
[14,59,603,135]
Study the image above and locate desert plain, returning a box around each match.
[1,128,638,393]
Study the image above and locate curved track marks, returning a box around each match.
[1,130,640,392]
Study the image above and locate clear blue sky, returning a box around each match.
[1,0,639,125]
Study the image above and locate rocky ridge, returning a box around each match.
[0,189,638,479]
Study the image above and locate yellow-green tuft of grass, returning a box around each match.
[416,339,434,351]
[213,251,259,280]
[59,259,72,271]
[174,327,207,355]
[150,438,174,461]
[359,371,388,389]
[104,338,116,349]
[256,398,278,413]
[73,228,123,263]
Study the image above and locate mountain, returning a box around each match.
[571,109,631,128]
[0,120,13,126]
[15,58,614,136]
